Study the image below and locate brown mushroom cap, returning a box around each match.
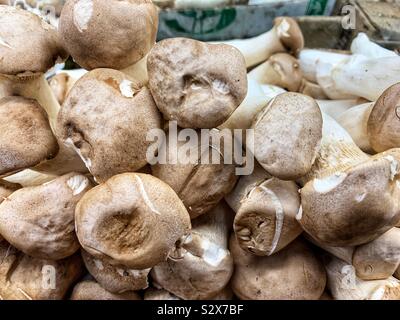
[75,173,191,270]
[147,38,248,129]
[70,280,141,300]
[353,228,400,280]
[0,173,92,260]
[0,6,67,76]
[82,249,150,293]
[59,0,158,70]
[395,265,400,279]
[0,241,84,300]
[0,96,58,177]
[274,17,304,56]
[367,82,400,152]
[152,129,238,219]
[233,177,302,256]
[251,93,322,180]
[230,236,326,300]
[151,202,234,300]
[300,148,400,247]
[57,68,162,183]
[144,288,180,300]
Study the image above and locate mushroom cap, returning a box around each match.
[352,228,400,280]
[230,236,326,300]
[75,173,191,270]
[57,68,162,183]
[251,93,322,180]
[0,242,84,300]
[144,288,180,300]
[0,173,92,260]
[0,6,67,76]
[234,178,302,256]
[274,17,304,56]
[151,203,234,300]
[300,148,400,247]
[70,280,141,300]
[152,129,238,219]
[49,73,70,105]
[147,38,248,129]
[81,249,150,293]
[368,82,400,152]
[0,96,58,177]
[59,0,158,70]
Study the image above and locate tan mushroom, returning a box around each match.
[230,236,326,300]
[0,240,84,300]
[81,249,150,293]
[299,113,400,246]
[4,169,58,187]
[151,202,234,300]
[152,129,238,219]
[147,37,247,129]
[214,17,304,68]
[57,68,162,183]
[0,173,92,260]
[48,69,87,105]
[353,228,400,280]
[70,280,141,300]
[144,288,180,300]
[395,265,400,279]
[0,179,20,242]
[225,163,302,256]
[249,92,323,180]
[0,96,58,177]
[75,173,191,270]
[324,255,400,300]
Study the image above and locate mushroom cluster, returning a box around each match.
[0,0,400,300]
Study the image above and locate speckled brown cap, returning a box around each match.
[59,0,158,70]
[300,148,400,247]
[0,6,67,76]
[0,173,92,260]
[151,202,234,300]
[368,82,400,152]
[0,96,58,177]
[251,93,322,180]
[274,17,304,56]
[230,236,326,300]
[70,280,141,300]
[152,129,238,219]
[0,241,84,300]
[75,173,191,270]
[147,38,248,129]
[82,249,150,293]
[57,68,162,183]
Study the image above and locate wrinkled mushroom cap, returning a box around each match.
[274,17,304,56]
[0,173,92,259]
[59,0,158,70]
[251,93,322,180]
[57,68,162,183]
[230,236,326,300]
[75,173,191,270]
[300,148,400,247]
[70,280,141,300]
[0,96,58,177]
[234,178,302,256]
[82,249,150,293]
[147,38,248,129]
[0,6,67,76]
[368,82,400,152]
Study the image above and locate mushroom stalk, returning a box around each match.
[317,98,363,120]
[212,17,304,68]
[3,169,58,187]
[120,55,149,85]
[324,255,400,300]
[225,163,302,256]
[151,202,234,300]
[350,33,399,59]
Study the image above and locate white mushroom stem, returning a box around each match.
[325,256,400,300]
[299,80,328,99]
[351,33,398,59]
[211,20,290,68]
[3,169,58,187]
[219,77,285,130]
[317,99,363,120]
[120,55,149,85]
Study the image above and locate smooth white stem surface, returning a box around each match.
[121,55,149,85]
[4,169,58,187]
[219,77,285,130]
[351,33,398,59]
[317,99,360,120]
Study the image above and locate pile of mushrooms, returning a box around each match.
[0,0,400,300]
